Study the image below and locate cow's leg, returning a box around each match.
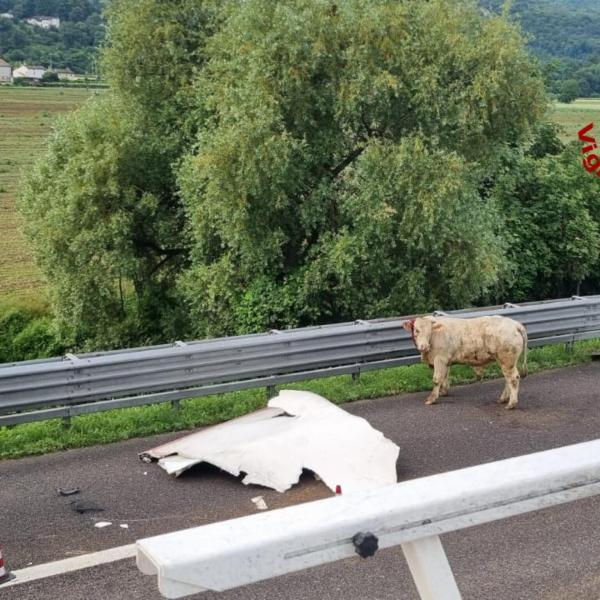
[497,382,510,404]
[498,371,510,404]
[500,362,520,409]
[426,359,448,405]
[429,362,449,396]
[439,371,450,396]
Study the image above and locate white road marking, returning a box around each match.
[1,544,136,588]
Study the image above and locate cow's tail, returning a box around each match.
[519,325,528,378]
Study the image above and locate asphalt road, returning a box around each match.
[1,362,600,600]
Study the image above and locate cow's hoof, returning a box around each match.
[497,396,508,404]
[424,398,438,405]
[505,402,517,410]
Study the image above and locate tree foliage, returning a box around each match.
[22,0,588,352]
[19,96,190,347]
[178,0,544,336]
[493,138,600,301]
[19,0,221,349]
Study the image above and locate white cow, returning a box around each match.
[403,315,528,409]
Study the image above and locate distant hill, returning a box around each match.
[0,0,598,96]
[481,0,600,98]
[0,0,103,74]
[481,0,600,59]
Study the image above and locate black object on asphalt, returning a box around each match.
[58,487,81,496]
[70,500,104,514]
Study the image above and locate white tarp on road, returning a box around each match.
[141,390,399,494]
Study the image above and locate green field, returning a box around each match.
[551,97,600,142]
[0,86,99,302]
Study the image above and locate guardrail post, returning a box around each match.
[401,535,462,600]
[173,342,189,409]
[62,354,81,427]
[266,385,277,400]
[352,370,361,384]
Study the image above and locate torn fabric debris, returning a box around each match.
[140,390,399,494]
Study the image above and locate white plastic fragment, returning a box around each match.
[120,524,129,529]
[141,390,399,494]
[251,496,268,510]
[94,521,112,528]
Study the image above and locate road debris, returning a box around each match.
[94,522,112,529]
[70,500,104,514]
[140,390,399,494]
[251,496,268,510]
[57,487,80,496]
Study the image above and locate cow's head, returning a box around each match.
[403,317,443,353]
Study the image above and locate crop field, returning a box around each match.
[0,86,100,301]
[551,97,600,142]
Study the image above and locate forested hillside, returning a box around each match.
[482,0,600,98]
[0,0,103,73]
[0,0,598,94]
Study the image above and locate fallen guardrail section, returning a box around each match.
[1,295,600,426]
[136,438,600,599]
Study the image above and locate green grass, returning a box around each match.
[0,86,102,303]
[550,97,600,143]
[1,338,599,460]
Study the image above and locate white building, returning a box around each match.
[13,65,45,80]
[26,16,60,29]
[55,68,78,81]
[0,58,11,84]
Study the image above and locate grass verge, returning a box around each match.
[1,339,599,460]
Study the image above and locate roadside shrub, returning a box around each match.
[0,305,63,363]
[12,318,64,361]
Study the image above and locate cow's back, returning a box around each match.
[431,316,523,366]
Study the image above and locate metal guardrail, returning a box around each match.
[135,438,600,599]
[1,295,600,427]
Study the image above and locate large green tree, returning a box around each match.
[178,0,545,336]
[19,0,222,349]
[492,133,600,301]
[20,0,548,349]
